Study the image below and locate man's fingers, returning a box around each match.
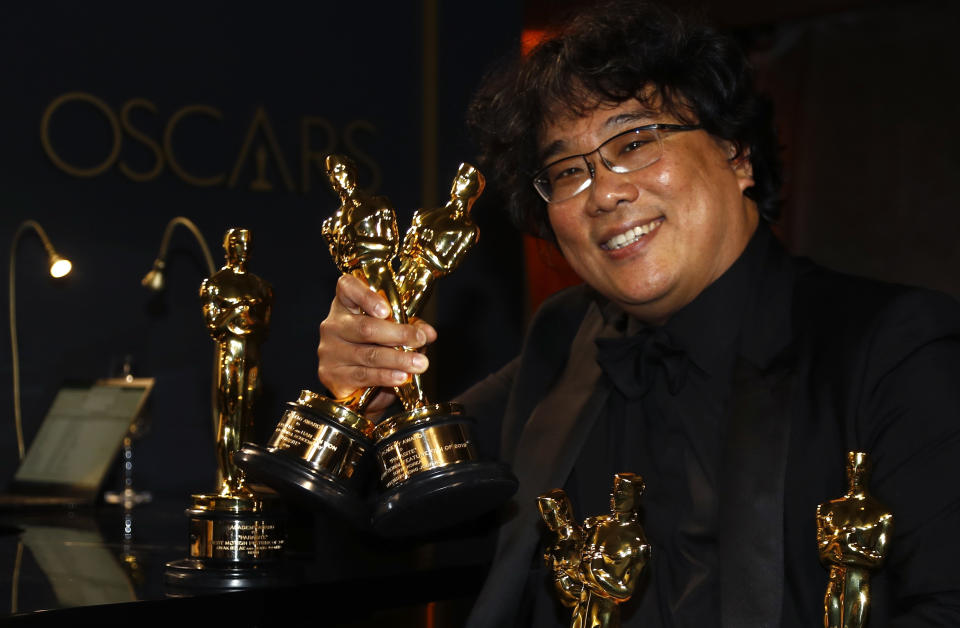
[411,318,438,344]
[364,390,400,417]
[316,333,430,395]
[323,313,428,350]
[318,276,439,415]
[318,362,422,398]
[335,274,390,318]
[354,344,429,374]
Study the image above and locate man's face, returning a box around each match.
[540,98,759,323]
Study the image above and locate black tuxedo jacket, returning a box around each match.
[460,227,960,627]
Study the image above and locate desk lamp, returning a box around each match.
[9,219,72,461]
[142,216,216,432]
[113,217,215,507]
[142,216,215,289]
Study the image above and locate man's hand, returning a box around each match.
[316,274,437,417]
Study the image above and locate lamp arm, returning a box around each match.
[9,220,60,461]
[153,217,216,276]
[148,217,220,444]
[19,220,58,260]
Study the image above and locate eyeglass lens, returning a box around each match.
[535,128,662,202]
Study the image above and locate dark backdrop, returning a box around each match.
[2,1,959,620]
[3,0,958,509]
[0,2,526,497]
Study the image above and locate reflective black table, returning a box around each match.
[0,494,494,627]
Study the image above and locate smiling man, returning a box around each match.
[314,1,960,626]
[535,98,758,325]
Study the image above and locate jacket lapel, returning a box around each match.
[466,300,615,628]
[719,358,794,628]
[719,228,800,628]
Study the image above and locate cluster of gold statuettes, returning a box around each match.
[193,149,893,625]
[172,153,488,578]
[196,153,483,503]
[539,452,894,628]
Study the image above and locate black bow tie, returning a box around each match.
[595,326,691,399]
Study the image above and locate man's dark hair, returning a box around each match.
[466,0,782,241]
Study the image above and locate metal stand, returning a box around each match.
[103,433,153,507]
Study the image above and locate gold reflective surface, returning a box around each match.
[322,154,422,411]
[371,401,463,442]
[189,493,270,514]
[266,403,371,481]
[165,227,288,586]
[538,473,652,628]
[397,162,483,320]
[538,489,586,608]
[321,156,484,414]
[250,157,491,515]
[186,493,285,561]
[816,451,893,628]
[182,227,285,568]
[376,420,477,489]
[297,388,376,436]
[200,228,274,498]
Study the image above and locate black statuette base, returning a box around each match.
[371,460,518,538]
[370,404,518,537]
[234,389,375,527]
[236,442,370,528]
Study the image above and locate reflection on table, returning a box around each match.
[0,494,494,626]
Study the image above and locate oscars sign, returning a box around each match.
[237,154,517,536]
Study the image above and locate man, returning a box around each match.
[315,1,960,626]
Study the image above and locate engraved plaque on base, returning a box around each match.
[235,389,375,526]
[164,492,290,592]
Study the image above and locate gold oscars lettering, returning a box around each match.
[165,228,287,592]
[40,91,381,194]
[816,451,893,628]
[236,155,517,537]
[538,473,652,628]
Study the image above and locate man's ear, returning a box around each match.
[728,143,754,192]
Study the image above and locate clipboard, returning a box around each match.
[0,377,154,511]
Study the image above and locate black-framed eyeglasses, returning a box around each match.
[531,123,702,203]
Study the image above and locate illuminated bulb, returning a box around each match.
[49,255,72,278]
[141,260,165,291]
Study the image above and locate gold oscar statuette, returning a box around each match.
[236,155,517,536]
[816,451,893,628]
[538,473,651,628]
[165,228,288,591]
